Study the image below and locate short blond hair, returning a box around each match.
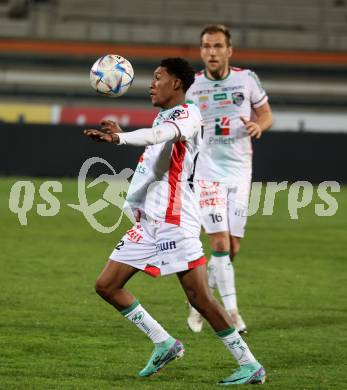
[200,24,232,47]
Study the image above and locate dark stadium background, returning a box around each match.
[1,1,346,389]
[0,0,347,181]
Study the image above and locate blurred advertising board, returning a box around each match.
[0,104,157,127]
[0,104,51,124]
[57,107,158,127]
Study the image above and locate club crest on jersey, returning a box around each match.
[232,92,244,106]
[168,108,189,121]
[215,117,231,136]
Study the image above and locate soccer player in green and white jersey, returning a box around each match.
[84,57,266,385]
[186,25,273,333]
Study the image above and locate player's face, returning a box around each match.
[200,32,232,79]
[150,66,178,108]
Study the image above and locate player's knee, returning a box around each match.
[210,232,230,252]
[211,237,229,252]
[214,241,229,252]
[95,277,112,299]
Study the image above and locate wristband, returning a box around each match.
[111,133,120,144]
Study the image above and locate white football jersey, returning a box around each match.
[124,102,202,233]
[186,67,268,183]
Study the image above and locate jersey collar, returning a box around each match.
[204,68,231,81]
[159,100,191,112]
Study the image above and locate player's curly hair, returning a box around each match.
[160,58,195,92]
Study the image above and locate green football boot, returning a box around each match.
[218,362,266,385]
[138,337,185,377]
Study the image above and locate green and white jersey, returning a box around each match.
[186,67,268,183]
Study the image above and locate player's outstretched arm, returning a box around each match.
[83,129,119,143]
[84,122,179,146]
[83,129,120,143]
[84,120,124,143]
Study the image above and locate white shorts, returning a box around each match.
[110,217,206,277]
[194,180,251,237]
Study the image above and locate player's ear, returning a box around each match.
[228,46,233,59]
[173,78,182,91]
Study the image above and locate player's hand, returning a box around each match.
[100,120,124,135]
[83,129,119,143]
[240,116,262,139]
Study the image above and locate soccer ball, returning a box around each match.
[90,54,134,97]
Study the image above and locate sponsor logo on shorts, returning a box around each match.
[197,180,220,189]
[126,227,143,243]
[157,241,176,251]
[200,189,221,197]
[199,198,226,208]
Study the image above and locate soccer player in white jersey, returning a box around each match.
[84,58,266,385]
[185,25,273,333]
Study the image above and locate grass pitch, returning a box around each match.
[0,177,346,389]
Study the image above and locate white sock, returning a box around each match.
[217,327,257,366]
[207,255,217,292]
[212,252,237,311]
[121,300,170,344]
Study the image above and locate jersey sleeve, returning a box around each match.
[185,86,194,104]
[117,123,178,146]
[163,104,202,141]
[185,87,192,102]
[248,71,268,108]
[185,75,199,105]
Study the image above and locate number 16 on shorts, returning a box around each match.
[209,212,223,223]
